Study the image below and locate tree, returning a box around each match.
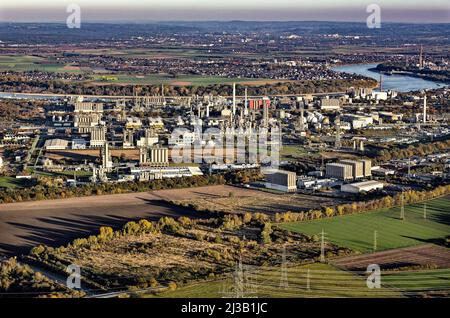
[324,207,335,218]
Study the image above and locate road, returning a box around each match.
[0,185,235,256]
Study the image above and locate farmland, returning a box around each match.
[0,55,80,73]
[382,269,450,295]
[333,244,450,271]
[148,263,402,298]
[171,186,343,215]
[280,197,450,253]
[91,74,277,86]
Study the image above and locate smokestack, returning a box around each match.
[419,45,424,69]
[232,83,236,116]
[379,73,383,92]
[423,94,427,124]
[244,87,248,116]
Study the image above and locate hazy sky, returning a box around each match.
[1,0,449,23]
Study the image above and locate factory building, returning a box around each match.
[248,97,271,110]
[71,138,88,150]
[74,102,103,113]
[74,113,102,133]
[341,180,384,193]
[90,126,107,148]
[149,147,169,166]
[320,98,341,111]
[360,159,372,177]
[44,139,69,150]
[264,170,297,192]
[340,160,364,180]
[326,159,372,181]
[130,166,203,180]
[326,163,354,181]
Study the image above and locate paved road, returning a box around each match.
[0,186,225,257]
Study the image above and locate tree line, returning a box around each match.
[374,140,450,163]
[0,78,376,96]
[0,169,263,204]
[273,184,450,223]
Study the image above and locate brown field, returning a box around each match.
[170,81,192,86]
[0,185,338,256]
[171,186,342,214]
[0,185,231,256]
[46,149,139,161]
[332,244,450,271]
[62,65,81,71]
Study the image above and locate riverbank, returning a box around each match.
[332,63,447,92]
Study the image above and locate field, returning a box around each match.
[0,176,33,189]
[148,263,402,298]
[91,73,277,86]
[25,215,329,292]
[172,187,343,214]
[1,185,328,256]
[333,244,450,271]
[382,269,450,295]
[0,55,81,73]
[280,197,450,253]
[0,185,242,256]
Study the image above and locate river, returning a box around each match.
[332,63,446,92]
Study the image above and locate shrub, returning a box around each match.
[31,245,46,256]
[98,226,114,242]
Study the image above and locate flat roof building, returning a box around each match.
[360,159,372,177]
[340,160,364,180]
[326,163,353,181]
[264,170,297,192]
[44,139,69,150]
[341,180,384,193]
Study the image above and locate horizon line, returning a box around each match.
[1,19,449,24]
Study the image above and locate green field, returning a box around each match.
[0,55,80,73]
[382,269,450,293]
[280,145,318,160]
[0,176,31,189]
[147,263,401,298]
[92,73,272,86]
[280,197,450,253]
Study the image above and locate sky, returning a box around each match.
[0,0,449,23]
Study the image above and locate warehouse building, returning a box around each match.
[44,139,69,150]
[340,160,364,180]
[320,98,341,111]
[326,163,353,181]
[264,170,297,192]
[341,180,384,193]
[360,159,372,177]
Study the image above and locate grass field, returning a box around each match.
[91,73,276,86]
[147,263,402,298]
[382,269,450,293]
[0,55,81,73]
[280,145,313,160]
[280,197,450,253]
[0,176,31,189]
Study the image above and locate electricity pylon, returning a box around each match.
[400,193,405,220]
[279,245,289,289]
[320,229,327,263]
[373,230,378,252]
